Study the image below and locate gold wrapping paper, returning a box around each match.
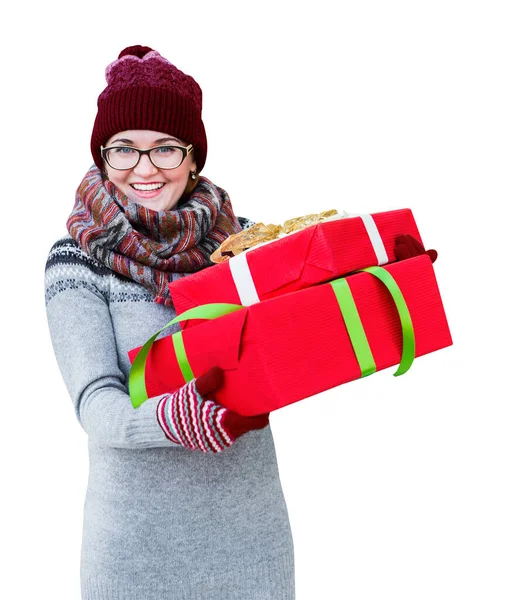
[210,209,339,263]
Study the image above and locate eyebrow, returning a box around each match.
[110,136,182,145]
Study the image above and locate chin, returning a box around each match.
[126,189,178,211]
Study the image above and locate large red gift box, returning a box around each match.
[168,209,423,327]
[129,255,452,416]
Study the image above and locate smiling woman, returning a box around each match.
[101,129,197,211]
[44,44,295,600]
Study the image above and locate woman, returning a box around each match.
[45,45,295,599]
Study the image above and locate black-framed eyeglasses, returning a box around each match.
[100,143,194,170]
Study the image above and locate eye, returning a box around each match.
[112,147,136,154]
[154,146,178,154]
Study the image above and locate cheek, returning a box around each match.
[107,170,129,188]
[164,169,189,190]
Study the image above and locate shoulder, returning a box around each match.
[45,235,111,276]
[237,216,256,231]
[44,236,155,307]
[44,236,112,306]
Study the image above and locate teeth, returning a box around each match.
[131,183,164,191]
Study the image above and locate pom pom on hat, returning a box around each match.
[118,45,154,59]
[90,45,207,172]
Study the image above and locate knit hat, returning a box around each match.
[91,45,207,173]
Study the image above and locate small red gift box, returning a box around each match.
[129,255,452,416]
[168,209,424,327]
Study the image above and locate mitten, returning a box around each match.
[156,366,270,453]
[394,234,438,263]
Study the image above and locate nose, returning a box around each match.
[133,153,158,177]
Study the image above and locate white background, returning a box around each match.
[1,1,509,598]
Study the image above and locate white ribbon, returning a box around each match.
[228,211,388,305]
[229,250,261,306]
[340,211,389,266]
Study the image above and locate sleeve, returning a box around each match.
[44,241,179,450]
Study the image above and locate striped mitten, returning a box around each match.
[156,367,270,453]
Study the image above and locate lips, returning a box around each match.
[129,182,166,199]
[130,182,165,191]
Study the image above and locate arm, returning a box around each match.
[45,237,268,452]
[45,241,178,450]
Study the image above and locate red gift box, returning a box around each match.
[168,209,424,328]
[129,255,452,416]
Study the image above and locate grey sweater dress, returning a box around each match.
[44,231,295,599]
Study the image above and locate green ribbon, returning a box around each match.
[129,266,415,409]
[360,266,415,376]
[129,304,243,408]
[330,278,377,377]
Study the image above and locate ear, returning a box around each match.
[190,148,197,172]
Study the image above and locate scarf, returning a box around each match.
[67,165,242,307]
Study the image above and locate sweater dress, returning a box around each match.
[44,228,296,600]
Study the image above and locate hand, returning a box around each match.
[157,366,270,453]
[394,234,438,263]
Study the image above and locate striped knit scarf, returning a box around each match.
[67,165,242,307]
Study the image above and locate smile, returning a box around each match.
[131,183,165,191]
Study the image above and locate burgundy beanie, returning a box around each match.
[91,45,207,173]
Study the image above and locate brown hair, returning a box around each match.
[182,172,200,196]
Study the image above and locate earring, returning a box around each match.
[191,170,197,180]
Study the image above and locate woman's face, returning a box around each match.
[103,129,197,211]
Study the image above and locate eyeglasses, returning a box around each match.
[100,143,194,170]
